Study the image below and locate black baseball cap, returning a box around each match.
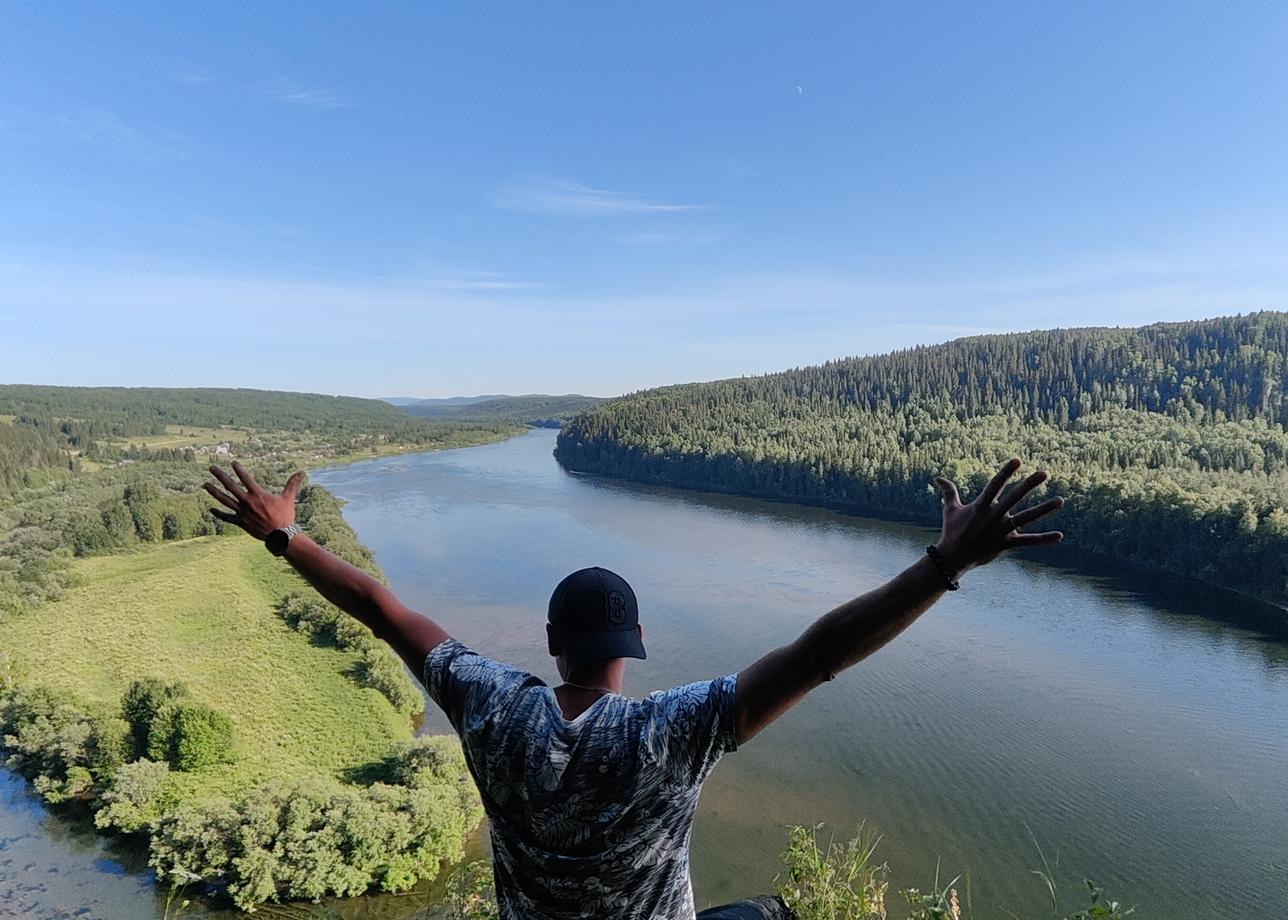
[547,566,646,662]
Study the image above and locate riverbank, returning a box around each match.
[0,474,485,911]
[553,430,1288,615]
[314,428,1288,918]
[557,461,1288,624]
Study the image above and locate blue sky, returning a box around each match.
[2,2,1286,398]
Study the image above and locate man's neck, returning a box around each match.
[561,660,625,694]
[554,661,625,719]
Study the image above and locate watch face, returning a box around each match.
[266,529,290,556]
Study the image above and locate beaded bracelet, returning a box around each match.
[925,545,961,591]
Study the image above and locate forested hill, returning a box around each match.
[556,312,1288,606]
[0,385,451,440]
[399,393,604,426]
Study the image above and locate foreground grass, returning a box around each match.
[0,535,413,800]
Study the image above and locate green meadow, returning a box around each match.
[0,534,414,801]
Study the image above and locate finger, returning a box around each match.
[210,508,241,524]
[1006,530,1063,546]
[209,466,247,498]
[1009,497,1064,528]
[998,470,1050,513]
[231,461,263,493]
[934,476,961,507]
[203,482,241,510]
[283,471,305,501]
[979,458,1022,505]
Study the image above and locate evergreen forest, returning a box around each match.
[556,312,1288,606]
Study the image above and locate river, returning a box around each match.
[4,429,1286,917]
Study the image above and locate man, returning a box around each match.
[205,458,1062,919]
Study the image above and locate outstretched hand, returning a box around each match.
[204,462,305,541]
[933,459,1064,576]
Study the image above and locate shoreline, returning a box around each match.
[308,425,524,472]
[555,460,1288,624]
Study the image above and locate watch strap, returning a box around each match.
[267,523,302,556]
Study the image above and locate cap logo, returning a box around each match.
[608,590,627,625]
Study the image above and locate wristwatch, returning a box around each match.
[265,523,302,557]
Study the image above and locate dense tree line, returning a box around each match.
[0,385,518,466]
[1,385,463,437]
[557,313,1288,606]
[0,422,72,499]
[0,461,232,612]
[401,393,605,426]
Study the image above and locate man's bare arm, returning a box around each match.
[733,459,1064,745]
[204,462,449,675]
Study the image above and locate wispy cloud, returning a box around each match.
[613,225,736,247]
[492,178,705,217]
[265,82,349,109]
[0,108,185,161]
[433,275,545,292]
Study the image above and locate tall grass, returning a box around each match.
[777,823,1134,920]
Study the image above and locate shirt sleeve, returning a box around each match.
[423,638,535,738]
[644,673,739,785]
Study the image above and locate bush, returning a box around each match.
[777,823,887,920]
[146,699,235,771]
[122,677,188,758]
[171,702,235,770]
[277,592,336,639]
[354,647,422,716]
[0,683,98,804]
[277,592,422,716]
[334,614,372,651]
[88,716,132,778]
[150,771,482,911]
[390,735,470,790]
[94,758,173,833]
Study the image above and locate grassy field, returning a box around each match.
[0,535,414,800]
[104,424,255,451]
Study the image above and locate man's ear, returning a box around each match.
[546,623,561,657]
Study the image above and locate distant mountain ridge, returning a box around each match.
[397,393,606,427]
[381,395,507,408]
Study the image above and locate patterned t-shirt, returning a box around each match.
[424,638,739,920]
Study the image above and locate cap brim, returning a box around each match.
[559,628,646,663]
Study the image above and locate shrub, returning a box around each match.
[779,824,1133,920]
[94,758,173,832]
[276,591,423,716]
[776,823,887,920]
[146,699,235,771]
[390,735,470,790]
[334,614,373,651]
[88,716,132,778]
[445,860,499,920]
[145,700,181,762]
[0,683,98,803]
[122,677,188,758]
[150,771,482,911]
[171,702,235,770]
[354,647,422,716]
[277,592,334,637]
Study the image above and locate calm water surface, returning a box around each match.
[5,430,1285,918]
